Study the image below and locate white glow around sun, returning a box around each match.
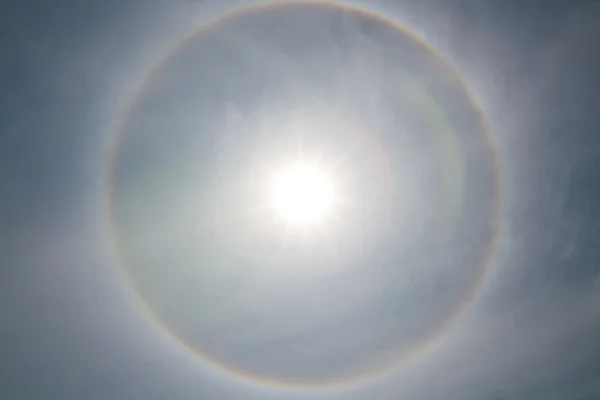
[268,162,335,226]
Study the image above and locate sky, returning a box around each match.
[1,0,599,399]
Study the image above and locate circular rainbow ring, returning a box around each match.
[102,0,505,392]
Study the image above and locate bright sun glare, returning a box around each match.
[269,162,335,226]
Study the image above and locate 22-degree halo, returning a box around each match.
[104,0,504,392]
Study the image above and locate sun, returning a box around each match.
[268,162,335,226]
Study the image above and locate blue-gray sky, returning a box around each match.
[1,1,599,399]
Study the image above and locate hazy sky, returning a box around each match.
[1,1,599,399]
